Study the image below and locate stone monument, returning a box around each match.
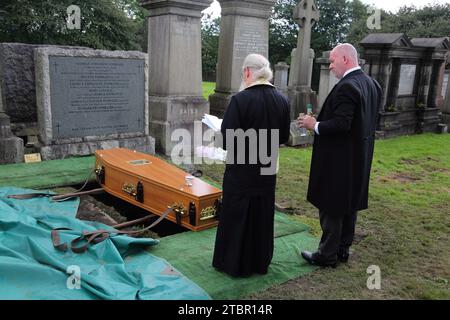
[142,0,212,155]
[0,82,24,164]
[209,0,276,117]
[360,33,449,138]
[287,0,319,120]
[34,47,154,160]
[442,69,450,126]
[274,62,289,96]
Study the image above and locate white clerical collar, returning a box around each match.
[246,79,275,89]
[343,66,361,78]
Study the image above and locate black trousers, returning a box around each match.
[318,211,357,261]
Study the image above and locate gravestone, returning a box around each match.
[35,47,154,160]
[287,122,314,146]
[142,0,212,155]
[316,51,338,111]
[360,34,448,137]
[274,62,289,95]
[288,48,315,89]
[0,83,24,164]
[287,0,319,120]
[209,0,276,117]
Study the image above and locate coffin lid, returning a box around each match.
[95,148,221,199]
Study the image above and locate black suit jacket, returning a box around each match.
[307,69,382,215]
[221,84,291,195]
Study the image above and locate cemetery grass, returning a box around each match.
[195,134,450,299]
[202,82,216,100]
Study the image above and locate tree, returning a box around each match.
[346,4,450,47]
[269,0,357,66]
[201,14,220,81]
[0,0,147,51]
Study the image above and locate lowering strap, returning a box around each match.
[51,207,174,254]
[7,169,98,201]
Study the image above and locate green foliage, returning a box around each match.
[0,0,147,51]
[269,0,359,66]
[201,14,220,81]
[269,0,299,65]
[347,3,450,47]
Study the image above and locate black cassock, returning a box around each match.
[212,84,290,277]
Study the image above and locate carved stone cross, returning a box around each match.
[292,0,320,87]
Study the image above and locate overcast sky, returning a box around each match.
[203,0,450,17]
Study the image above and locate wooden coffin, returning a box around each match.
[94,148,221,231]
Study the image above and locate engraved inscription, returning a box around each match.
[49,56,145,139]
[233,18,268,61]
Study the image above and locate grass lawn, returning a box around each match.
[194,133,450,299]
[202,81,216,100]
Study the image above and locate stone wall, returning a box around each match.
[0,43,90,127]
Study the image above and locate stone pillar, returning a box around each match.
[417,60,433,105]
[0,83,24,164]
[385,58,401,109]
[288,48,298,88]
[274,62,289,95]
[442,70,450,126]
[209,0,275,117]
[142,0,212,155]
[435,59,447,109]
[316,51,338,111]
[427,60,445,108]
[308,49,315,88]
[287,0,320,119]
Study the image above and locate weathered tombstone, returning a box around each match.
[142,0,212,155]
[209,0,276,117]
[0,83,24,164]
[287,0,319,120]
[34,47,154,160]
[288,48,314,90]
[316,51,338,111]
[274,62,289,95]
[360,34,448,137]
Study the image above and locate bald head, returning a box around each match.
[329,43,359,79]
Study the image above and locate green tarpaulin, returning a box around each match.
[0,187,210,300]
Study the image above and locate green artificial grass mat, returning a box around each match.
[0,156,95,189]
[149,212,319,300]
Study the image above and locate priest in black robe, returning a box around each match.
[212,54,291,277]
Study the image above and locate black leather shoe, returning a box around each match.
[300,250,337,268]
[337,251,349,263]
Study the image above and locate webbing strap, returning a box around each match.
[51,207,174,254]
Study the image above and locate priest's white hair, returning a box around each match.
[242,53,273,83]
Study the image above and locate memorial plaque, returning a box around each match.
[398,64,416,95]
[49,56,145,139]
